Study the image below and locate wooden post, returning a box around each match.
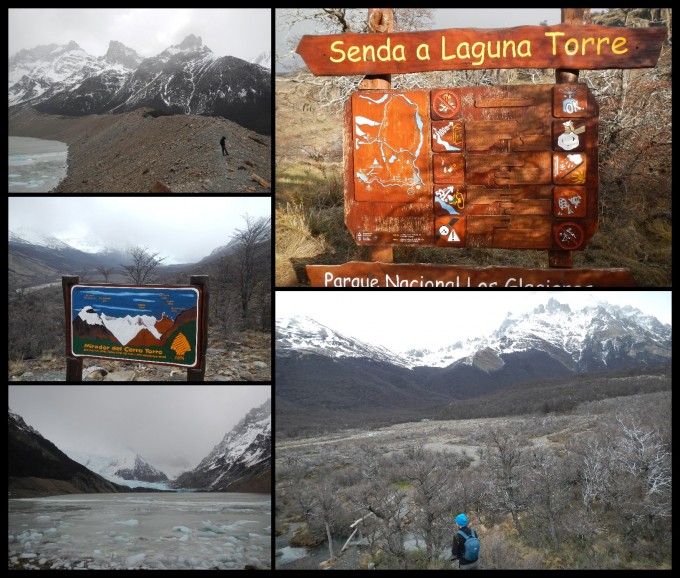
[62,276,83,382]
[550,8,589,269]
[361,8,394,264]
[187,275,209,382]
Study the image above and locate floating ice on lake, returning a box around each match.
[36,515,50,522]
[126,553,146,567]
[172,526,192,533]
[9,492,270,570]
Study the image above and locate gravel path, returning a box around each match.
[8,107,271,193]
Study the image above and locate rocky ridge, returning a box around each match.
[8,107,271,192]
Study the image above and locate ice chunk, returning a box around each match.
[126,553,145,567]
[179,534,189,542]
[20,552,37,559]
[44,528,57,534]
[36,515,50,522]
[172,526,192,533]
[114,519,139,526]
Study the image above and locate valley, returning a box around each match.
[276,386,672,570]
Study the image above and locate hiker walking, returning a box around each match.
[451,513,480,570]
[220,135,228,156]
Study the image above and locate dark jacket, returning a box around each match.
[451,525,476,566]
[220,137,226,147]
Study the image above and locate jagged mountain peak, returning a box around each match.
[178,34,203,49]
[104,40,143,68]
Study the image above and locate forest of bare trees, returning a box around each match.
[276,389,672,569]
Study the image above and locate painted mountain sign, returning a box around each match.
[344,84,599,251]
[69,285,201,367]
[296,24,666,76]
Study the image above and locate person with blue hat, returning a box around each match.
[451,513,480,569]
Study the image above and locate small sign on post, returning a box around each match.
[62,277,209,381]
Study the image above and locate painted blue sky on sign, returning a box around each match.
[72,286,198,321]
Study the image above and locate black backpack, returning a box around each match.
[458,528,480,561]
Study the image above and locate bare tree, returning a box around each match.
[96,265,114,282]
[478,428,528,537]
[401,445,457,565]
[121,246,166,285]
[276,8,434,110]
[229,215,271,329]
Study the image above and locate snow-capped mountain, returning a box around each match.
[10,35,271,134]
[400,298,672,372]
[278,299,671,374]
[173,399,271,493]
[65,450,169,488]
[8,40,141,108]
[9,228,73,251]
[276,315,409,368]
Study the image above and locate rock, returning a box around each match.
[82,179,88,184]
[103,370,136,381]
[83,366,108,379]
[252,361,267,369]
[149,180,172,192]
[238,370,254,380]
[142,168,149,174]
[21,371,34,378]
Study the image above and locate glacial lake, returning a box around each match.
[8,492,271,570]
[9,136,68,192]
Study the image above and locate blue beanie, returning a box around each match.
[455,513,468,526]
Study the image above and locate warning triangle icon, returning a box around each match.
[448,228,461,242]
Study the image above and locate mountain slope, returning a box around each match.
[8,409,131,498]
[173,399,271,492]
[277,315,409,368]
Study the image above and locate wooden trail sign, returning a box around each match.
[297,24,666,76]
[345,84,598,251]
[62,277,209,381]
[307,263,637,288]
[297,9,663,287]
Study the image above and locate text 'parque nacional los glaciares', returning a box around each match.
[296,25,666,75]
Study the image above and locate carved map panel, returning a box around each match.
[345,84,598,251]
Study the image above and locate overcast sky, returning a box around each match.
[9,9,271,62]
[8,196,270,264]
[277,291,672,353]
[276,8,563,71]
[8,385,270,477]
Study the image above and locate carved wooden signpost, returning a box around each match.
[62,276,209,382]
[345,83,598,251]
[296,9,666,287]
